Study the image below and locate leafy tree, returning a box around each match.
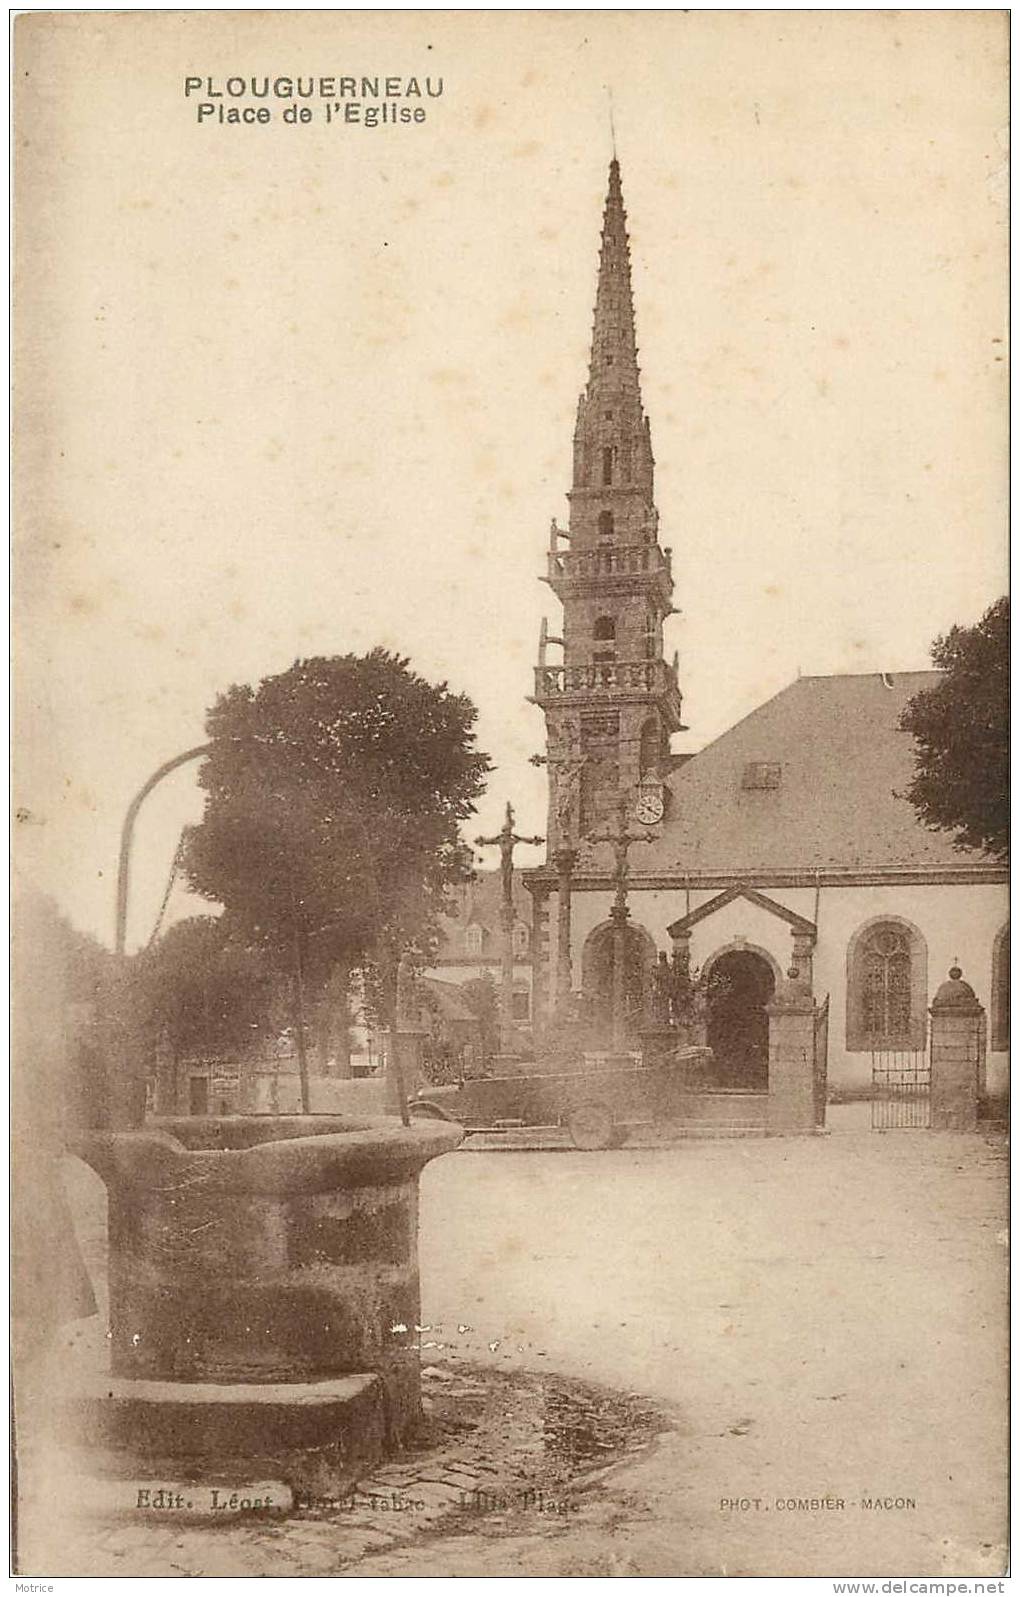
[459,973,500,1063]
[181,650,490,1105]
[136,915,277,1070]
[899,597,1008,862]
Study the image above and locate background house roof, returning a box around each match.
[434,870,532,961]
[579,671,996,878]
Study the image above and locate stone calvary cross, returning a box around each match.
[476,802,544,1053]
[590,792,654,1049]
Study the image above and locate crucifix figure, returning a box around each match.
[592,792,654,1048]
[597,792,654,913]
[476,803,544,1053]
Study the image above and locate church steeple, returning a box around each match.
[587,158,642,406]
[531,159,685,854]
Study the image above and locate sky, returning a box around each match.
[14,10,1008,950]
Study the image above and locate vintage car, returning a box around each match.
[409,1046,713,1149]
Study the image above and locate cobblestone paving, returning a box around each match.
[17,1364,670,1577]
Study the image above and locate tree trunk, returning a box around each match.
[314,998,332,1076]
[291,928,311,1114]
[237,1045,255,1115]
[334,963,353,1078]
[154,1027,177,1116]
[309,962,353,1076]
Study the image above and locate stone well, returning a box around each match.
[73,1114,462,1490]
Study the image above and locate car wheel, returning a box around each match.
[567,1102,616,1150]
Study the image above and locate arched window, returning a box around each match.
[602,447,614,485]
[592,616,616,685]
[846,918,927,1051]
[598,510,614,540]
[465,924,484,956]
[862,928,911,1035]
[991,924,1009,1050]
[639,718,661,778]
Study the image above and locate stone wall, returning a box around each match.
[553,879,1008,1098]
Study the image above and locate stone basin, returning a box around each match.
[73,1114,463,1475]
[82,1113,460,1197]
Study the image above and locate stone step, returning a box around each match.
[65,1371,389,1498]
[670,1093,768,1124]
[664,1125,768,1140]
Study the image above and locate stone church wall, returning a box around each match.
[557,878,1008,1099]
[811,881,1008,1097]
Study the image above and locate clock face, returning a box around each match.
[635,791,665,826]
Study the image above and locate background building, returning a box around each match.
[426,871,536,1047]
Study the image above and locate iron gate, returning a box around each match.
[871,1048,931,1129]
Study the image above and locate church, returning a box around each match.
[509,159,1008,1104]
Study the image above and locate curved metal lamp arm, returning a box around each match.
[114,744,211,954]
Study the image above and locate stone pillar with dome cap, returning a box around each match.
[766,963,817,1135]
[930,964,985,1131]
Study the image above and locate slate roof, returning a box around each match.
[580,671,999,879]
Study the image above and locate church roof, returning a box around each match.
[582,670,1000,880]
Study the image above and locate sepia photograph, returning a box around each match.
[11,8,1009,1581]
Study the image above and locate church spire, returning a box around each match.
[586,159,642,405]
[571,160,654,506]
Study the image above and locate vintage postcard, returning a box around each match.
[11,9,1009,1582]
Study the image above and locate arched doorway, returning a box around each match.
[704,948,776,1089]
[581,922,656,1043]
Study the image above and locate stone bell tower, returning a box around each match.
[531,159,685,853]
